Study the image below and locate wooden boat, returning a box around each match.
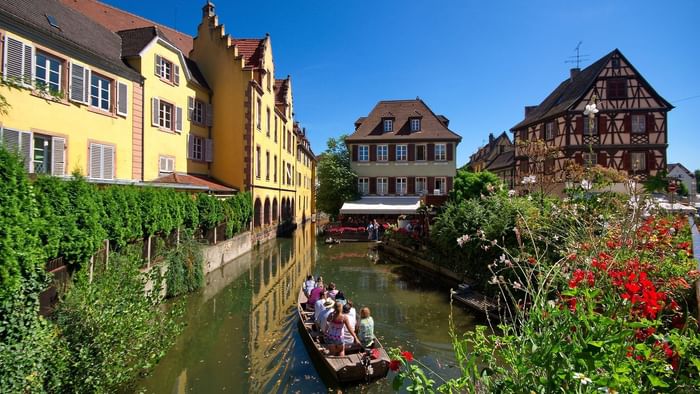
[296,288,390,383]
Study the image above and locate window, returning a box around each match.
[631,114,646,133]
[273,155,278,182]
[1,129,65,175]
[611,58,621,69]
[256,146,261,178]
[377,177,388,195]
[266,73,271,91]
[416,145,426,161]
[582,152,597,167]
[158,156,175,174]
[158,101,174,130]
[89,143,114,180]
[266,108,271,137]
[32,134,52,174]
[519,129,528,141]
[631,152,646,171]
[266,151,270,180]
[545,122,555,140]
[410,118,421,132]
[256,98,262,130]
[35,52,61,93]
[396,145,407,161]
[416,177,427,194]
[607,78,627,99]
[190,135,204,161]
[383,119,393,132]
[155,55,179,85]
[583,116,597,135]
[396,177,407,195]
[435,177,446,195]
[274,116,278,142]
[358,145,369,162]
[282,126,286,149]
[376,145,388,161]
[435,144,447,161]
[189,98,205,124]
[90,73,111,111]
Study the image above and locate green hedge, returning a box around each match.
[28,175,252,266]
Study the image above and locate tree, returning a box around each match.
[449,169,503,201]
[316,136,358,217]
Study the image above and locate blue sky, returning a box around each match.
[106,0,700,171]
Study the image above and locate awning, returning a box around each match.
[340,196,421,215]
[657,202,697,214]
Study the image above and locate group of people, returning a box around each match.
[304,275,375,356]
[366,219,382,241]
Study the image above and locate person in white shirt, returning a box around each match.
[317,298,335,333]
[342,300,357,345]
[304,275,316,296]
[314,291,328,322]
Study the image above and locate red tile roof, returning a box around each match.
[234,38,265,69]
[59,0,194,54]
[151,173,237,193]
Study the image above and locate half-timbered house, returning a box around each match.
[511,49,673,191]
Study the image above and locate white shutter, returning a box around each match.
[175,106,183,133]
[154,54,161,77]
[187,134,194,159]
[173,64,180,85]
[205,138,213,162]
[51,136,65,176]
[187,96,194,121]
[89,143,102,179]
[167,157,174,172]
[69,62,86,103]
[20,131,32,172]
[205,103,213,126]
[116,81,128,116]
[1,127,20,152]
[83,68,91,104]
[23,43,33,86]
[159,156,166,172]
[151,97,159,126]
[103,145,114,180]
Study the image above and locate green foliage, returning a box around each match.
[100,186,144,249]
[696,170,700,193]
[316,136,358,217]
[197,194,224,230]
[55,251,182,393]
[165,237,204,298]
[222,192,253,238]
[449,169,504,201]
[644,170,669,193]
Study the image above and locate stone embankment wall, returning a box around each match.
[203,231,252,274]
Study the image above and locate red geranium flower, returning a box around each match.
[389,359,401,371]
[401,351,414,362]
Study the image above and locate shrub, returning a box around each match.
[197,194,224,230]
[55,251,182,393]
[449,169,504,202]
[165,237,204,298]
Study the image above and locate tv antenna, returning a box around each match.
[565,41,590,69]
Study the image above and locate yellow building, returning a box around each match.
[0,0,141,181]
[117,27,212,182]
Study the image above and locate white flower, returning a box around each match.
[456,234,470,247]
[664,363,673,371]
[547,300,556,308]
[508,189,516,197]
[573,372,592,385]
[499,254,507,263]
[581,179,592,190]
[513,281,522,290]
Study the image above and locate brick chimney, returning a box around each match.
[570,68,581,80]
[524,106,538,118]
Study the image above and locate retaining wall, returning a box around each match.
[202,231,253,274]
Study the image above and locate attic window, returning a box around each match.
[46,15,59,29]
[410,118,421,132]
[383,119,393,132]
[611,58,620,69]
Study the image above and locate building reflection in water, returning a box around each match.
[248,223,316,393]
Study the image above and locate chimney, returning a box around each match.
[488,133,495,148]
[570,68,581,80]
[202,1,215,18]
[524,106,538,118]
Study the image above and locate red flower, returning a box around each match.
[401,351,414,362]
[371,348,381,359]
[567,253,577,261]
[567,298,577,312]
[389,359,401,371]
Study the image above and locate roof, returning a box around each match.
[0,0,140,80]
[150,173,237,194]
[346,99,462,142]
[234,38,265,69]
[511,49,673,131]
[340,196,422,215]
[668,163,694,177]
[469,131,511,164]
[486,150,514,171]
[58,0,193,54]
[117,26,210,89]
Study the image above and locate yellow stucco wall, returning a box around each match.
[133,40,210,181]
[0,30,136,180]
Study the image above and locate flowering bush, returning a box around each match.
[391,188,700,392]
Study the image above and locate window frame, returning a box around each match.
[416,144,426,161]
[34,51,62,94]
[158,155,175,174]
[158,100,174,130]
[435,143,447,161]
[415,177,427,194]
[192,100,205,124]
[396,177,407,195]
[256,145,261,178]
[256,98,262,130]
[377,145,388,161]
[192,135,204,161]
[435,177,446,195]
[377,177,388,195]
[396,144,408,161]
[583,116,598,136]
[607,78,628,100]
[582,152,597,167]
[358,145,369,162]
[631,114,646,134]
[630,152,646,171]
[383,119,393,132]
[545,121,555,140]
[410,118,421,132]
[89,72,112,112]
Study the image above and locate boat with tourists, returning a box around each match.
[296,287,391,383]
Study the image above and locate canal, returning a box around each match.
[137,224,479,393]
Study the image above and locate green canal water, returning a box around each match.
[136,224,479,393]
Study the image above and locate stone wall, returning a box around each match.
[202,230,253,274]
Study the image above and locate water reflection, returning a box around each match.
[137,224,477,393]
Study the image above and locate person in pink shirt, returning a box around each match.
[307,282,325,310]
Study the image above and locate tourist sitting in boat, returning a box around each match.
[307,282,325,311]
[342,300,357,346]
[313,290,329,321]
[335,291,347,305]
[303,275,316,296]
[357,307,375,348]
[327,282,339,299]
[317,298,335,333]
[324,301,360,356]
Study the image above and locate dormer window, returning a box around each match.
[410,118,421,132]
[383,119,393,132]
